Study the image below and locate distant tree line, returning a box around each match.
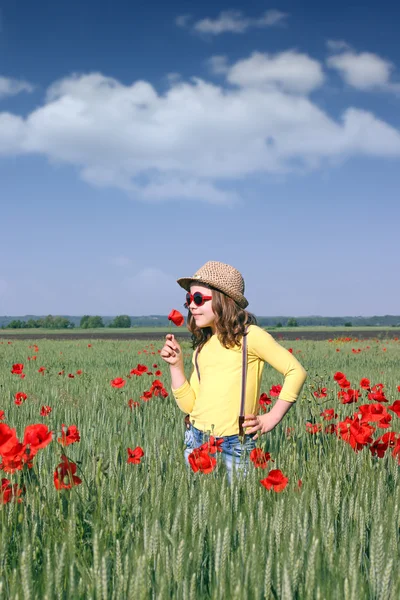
[80,315,131,328]
[1,314,400,329]
[4,315,75,329]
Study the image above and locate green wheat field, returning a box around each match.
[1,335,399,599]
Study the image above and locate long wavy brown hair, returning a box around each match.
[186,285,257,351]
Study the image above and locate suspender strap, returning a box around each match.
[194,347,201,382]
[194,326,249,438]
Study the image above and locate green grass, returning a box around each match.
[0,336,400,598]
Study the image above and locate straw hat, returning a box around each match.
[177,261,248,309]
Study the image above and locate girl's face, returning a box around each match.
[188,284,216,331]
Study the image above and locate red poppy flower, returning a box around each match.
[0,411,5,421]
[334,371,346,382]
[367,390,388,402]
[338,389,361,404]
[325,424,336,434]
[40,405,52,416]
[111,377,126,388]
[53,455,82,490]
[188,448,217,474]
[250,448,273,468]
[269,385,282,397]
[314,387,328,398]
[1,478,24,504]
[0,424,18,454]
[360,378,371,390]
[128,399,140,409]
[306,423,322,434]
[357,404,391,428]
[68,374,75,378]
[259,393,272,410]
[23,424,53,456]
[370,432,397,458]
[199,436,224,455]
[76,370,82,375]
[155,370,162,376]
[130,364,148,376]
[14,392,28,406]
[320,408,337,421]
[397,385,400,393]
[260,469,289,492]
[127,447,145,464]
[11,363,24,375]
[168,309,184,327]
[337,378,351,389]
[140,390,153,401]
[38,367,46,373]
[335,416,374,452]
[371,383,384,392]
[58,370,64,376]
[58,425,80,446]
[388,400,400,418]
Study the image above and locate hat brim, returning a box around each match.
[176,277,248,309]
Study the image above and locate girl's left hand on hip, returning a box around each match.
[243,414,276,441]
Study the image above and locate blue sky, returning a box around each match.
[1,0,399,317]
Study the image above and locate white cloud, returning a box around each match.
[0,50,400,204]
[326,40,351,53]
[227,51,325,94]
[192,10,288,35]
[208,55,229,75]
[0,76,33,98]
[175,14,192,28]
[327,51,398,91]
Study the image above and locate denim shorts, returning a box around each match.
[184,423,256,484]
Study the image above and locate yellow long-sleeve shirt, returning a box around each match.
[171,324,307,437]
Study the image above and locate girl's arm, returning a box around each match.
[248,326,307,402]
[243,326,307,439]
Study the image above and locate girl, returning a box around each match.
[160,261,307,484]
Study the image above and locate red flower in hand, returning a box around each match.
[168,309,184,327]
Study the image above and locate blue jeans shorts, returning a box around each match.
[184,423,256,484]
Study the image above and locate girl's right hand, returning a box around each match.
[160,334,183,367]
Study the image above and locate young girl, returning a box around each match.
[160,261,307,484]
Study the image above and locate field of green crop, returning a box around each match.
[1,335,400,599]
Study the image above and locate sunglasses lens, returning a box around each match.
[193,293,203,306]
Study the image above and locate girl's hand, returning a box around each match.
[160,334,183,367]
[242,413,279,441]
